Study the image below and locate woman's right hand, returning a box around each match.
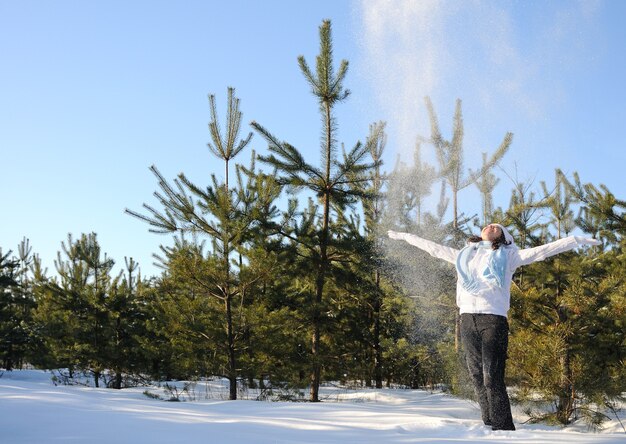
[387,230,404,240]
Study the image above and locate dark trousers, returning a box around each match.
[460,313,515,430]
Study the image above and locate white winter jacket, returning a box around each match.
[388,232,599,317]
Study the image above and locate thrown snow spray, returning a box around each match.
[355,0,601,179]
[354,0,601,387]
[355,0,515,351]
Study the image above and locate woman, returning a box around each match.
[388,224,600,431]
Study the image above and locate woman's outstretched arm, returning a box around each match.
[388,230,459,265]
[515,236,601,267]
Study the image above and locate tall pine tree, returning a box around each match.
[127,88,280,399]
[251,20,377,401]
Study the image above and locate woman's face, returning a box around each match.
[481,224,503,242]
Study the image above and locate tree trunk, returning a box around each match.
[5,346,13,371]
[310,234,326,401]
[114,317,122,389]
[224,157,238,401]
[453,191,461,352]
[557,301,574,424]
[310,102,333,402]
[225,294,237,400]
[417,203,422,228]
[557,344,574,424]
[374,269,383,389]
[453,189,458,230]
[454,313,461,352]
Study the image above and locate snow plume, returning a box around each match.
[355,0,602,228]
[355,0,601,160]
[356,0,601,343]
[357,0,448,157]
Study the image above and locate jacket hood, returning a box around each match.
[493,224,515,246]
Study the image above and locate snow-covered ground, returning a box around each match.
[1,370,624,443]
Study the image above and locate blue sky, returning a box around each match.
[2,0,625,278]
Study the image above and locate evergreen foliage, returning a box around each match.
[506,171,625,425]
[251,19,378,402]
[30,233,147,387]
[0,246,26,370]
[509,242,624,425]
[127,88,281,399]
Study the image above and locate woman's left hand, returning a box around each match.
[574,236,601,246]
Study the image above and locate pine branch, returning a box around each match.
[206,88,253,162]
[462,131,513,190]
[252,121,323,184]
[207,93,225,158]
[451,99,464,154]
[298,56,319,92]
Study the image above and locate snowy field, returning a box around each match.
[1,370,624,443]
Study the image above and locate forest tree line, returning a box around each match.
[1,21,624,427]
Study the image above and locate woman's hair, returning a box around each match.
[468,231,512,250]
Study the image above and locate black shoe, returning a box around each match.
[491,424,515,431]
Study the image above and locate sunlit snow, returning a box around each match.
[1,370,624,443]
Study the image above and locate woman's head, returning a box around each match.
[481,224,503,242]
[469,223,513,250]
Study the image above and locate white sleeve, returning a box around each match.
[514,236,580,267]
[391,231,459,265]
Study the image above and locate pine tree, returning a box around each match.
[234,160,307,391]
[502,169,542,249]
[0,247,21,370]
[384,140,437,232]
[408,141,438,228]
[382,135,461,390]
[423,96,512,350]
[424,96,512,234]
[76,233,115,387]
[321,122,388,388]
[32,233,114,385]
[538,171,576,239]
[105,257,149,389]
[557,169,626,237]
[362,122,387,388]
[25,236,152,384]
[152,236,233,380]
[534,172,578,419]
[509,242,623,426]
[251,20,377,401]
[127,89,280,399]
[474,152,500,226]
[506,174,624,426]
